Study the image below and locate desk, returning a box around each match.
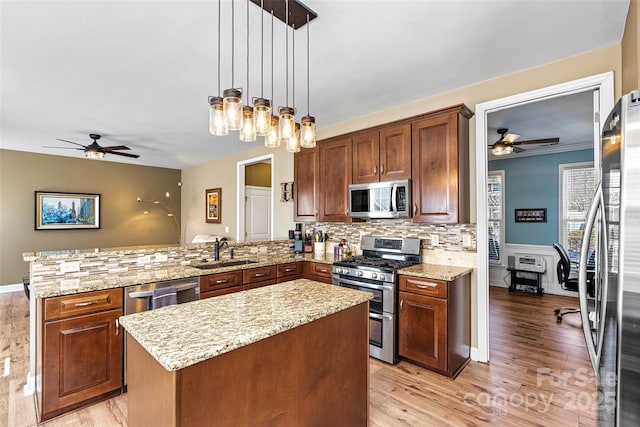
[507,268,545,296]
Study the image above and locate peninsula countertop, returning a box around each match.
[118,279,372,371]
[398,263,473,281]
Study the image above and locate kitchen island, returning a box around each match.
[119,279,372,427]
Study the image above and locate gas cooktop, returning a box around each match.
[333,256,418,272]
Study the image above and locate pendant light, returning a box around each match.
[300,13,316,148]
[209,0,228,136]
[279,0,295,146]
[264,10,280,147]
[285,18,300,153]
[223,0,243,131]
[254,0,271,137]
[240,0,257,142]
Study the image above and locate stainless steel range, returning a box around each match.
[332,236,421,364]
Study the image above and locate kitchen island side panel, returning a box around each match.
[126,301,370,427]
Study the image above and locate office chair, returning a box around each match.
[552,243,580,322]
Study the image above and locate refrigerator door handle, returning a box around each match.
[579,183,606,373]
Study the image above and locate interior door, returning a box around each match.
[245,186,271,241]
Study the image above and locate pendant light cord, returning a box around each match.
[217,0,221,96]
[231,0,235,88]
[271,10,274,104]
[246,0,250,97]
[260,0,264,98]
[285,0,289,106]
[292,22,295,111]
[306,14,310,116]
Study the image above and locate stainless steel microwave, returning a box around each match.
[348,179,412,219]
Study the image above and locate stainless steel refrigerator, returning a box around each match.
[579,90,640,426]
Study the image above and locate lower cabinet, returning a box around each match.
[303,262,333,284]
[277,261,304,283]
[36,289,123,422]
[200,271,243,299]
[398,274,470,378]
[243,265,277,290]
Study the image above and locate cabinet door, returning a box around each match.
[398,291,447,371]
[379,124,411,182]
[412,113,459,223]
[294,146,318,221]
[42,309,122,416]
[352,130,380,184]
[318,137,353,222]
[277,262,304,283]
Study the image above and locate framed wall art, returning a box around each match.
[205,188,222,224]
[35,191,100,230]
[514,208,547,223]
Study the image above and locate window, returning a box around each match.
[488,170,504,265]
[560,162,595,263]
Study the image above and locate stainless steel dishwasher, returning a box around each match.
[123,277,200,385]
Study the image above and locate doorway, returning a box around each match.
[474,72,614,362]
[236,154,274,242]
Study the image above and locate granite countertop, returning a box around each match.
[31,253,336,299]
[398,263,473,281]
[119,279,372,371]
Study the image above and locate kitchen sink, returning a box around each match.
[192,260,258,269]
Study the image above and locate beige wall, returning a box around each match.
[245,162,272,187]
[181,143,294,243]
[622,0,640,94]
[0,149,181,286]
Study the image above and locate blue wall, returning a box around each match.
[488,149,593,245]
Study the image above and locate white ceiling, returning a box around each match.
[0,0,630,170]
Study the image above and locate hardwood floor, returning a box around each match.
[0,286,594,426]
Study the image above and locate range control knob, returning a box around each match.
[357,270,364,277]
[335,267,342,274]
[378,274,386,281]
[370,273,377,279]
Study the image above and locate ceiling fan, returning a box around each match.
[488,128,559,156]
[44,134,140,159]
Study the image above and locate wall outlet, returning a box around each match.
[60,261,80,273]
[462,232,472,247]
[225,226,230,233]
[431,234,439,246]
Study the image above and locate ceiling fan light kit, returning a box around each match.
[489,127,559,156]
[208,0,317,150]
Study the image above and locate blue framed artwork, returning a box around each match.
[35,191,100,230]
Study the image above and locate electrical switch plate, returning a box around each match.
[431,234,439,246]
[225,226,230,233]
[60,261,80,273]
[462,233,473,247]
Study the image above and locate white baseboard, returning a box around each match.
[0,283,23,293]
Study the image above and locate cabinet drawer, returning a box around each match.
[307,262,332,278]
[277,262,303,279]
[44,288,123,321]
[200,271,243,292]
[243,266,277,284]
[244,279,278,290]
[399,276,448,299]
[200,285,243,299]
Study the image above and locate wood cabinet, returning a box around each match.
[398,273,470,378]
[36,289,123,421]
[353,124,411,184]
[293,146,318,222]
[411,104,473,223]
[277,262,304,283]
[200,270,243,299]
[243,265,277,290]
[303,262,333,284]
[318,136,353,222]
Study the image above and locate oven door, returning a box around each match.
[331,275,395,314]
[369,312,395,363]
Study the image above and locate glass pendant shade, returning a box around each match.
[286,122,301,153]
[492,142,513,156]
[254,98,272,136]
[209,96,228,136]
[223,88,243,130]
[300,115,316,148]
[279,107,295,144]
[240,105,257,142]
[264,115,280,148]
[85,150,105,159]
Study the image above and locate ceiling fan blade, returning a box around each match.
[108,151,140,159]
[513,146,526,153]
[514,137,560,145]
[55,138,87,148]
[102,145,131,151]
[43,146,84,150]
[502,133,520,143]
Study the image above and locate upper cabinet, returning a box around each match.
[294,146,318,222]
[318,137,353,222]
[411,105,473,224]
[353,124,411,184]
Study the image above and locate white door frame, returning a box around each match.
[474,71,614,362]
[237,153,274,242]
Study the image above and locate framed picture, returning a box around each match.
[35,191,100,230]
[205,188,222,224]
[515,208,547,223]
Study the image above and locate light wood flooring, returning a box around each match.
[1,286,595,426]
